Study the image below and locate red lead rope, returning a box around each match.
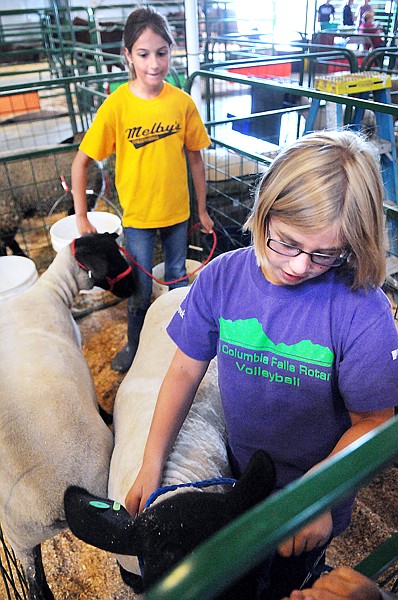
[118,223,217,286]
[71,224,217,288]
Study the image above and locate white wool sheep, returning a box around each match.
[107,286,231,577]
[0,232,135,600]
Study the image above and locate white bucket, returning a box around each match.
[50,212,122,253]
[0,255,38,302]
[152,259,202,299]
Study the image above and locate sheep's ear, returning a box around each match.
[64,486,143,555]
[231,450,276,505]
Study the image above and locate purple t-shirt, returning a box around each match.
[167,247,398,534]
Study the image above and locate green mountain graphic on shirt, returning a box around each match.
[219,317,334,367]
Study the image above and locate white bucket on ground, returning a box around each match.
[0,255,38,302]
[50,212,122,253]
[152,259,202,299]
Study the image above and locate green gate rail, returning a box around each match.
[202,48,359,75]
[145,415,398,599]
[356,532,398,580]
[185,68,398,118]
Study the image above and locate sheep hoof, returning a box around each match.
[98,405,113,426]
[118,564,144,594]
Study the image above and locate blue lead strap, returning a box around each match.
[138,476,237,576]
[143,477,237,511]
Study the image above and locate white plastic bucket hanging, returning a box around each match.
[152,259,202,299]
[0,256,38,302]
[50,212,122,253]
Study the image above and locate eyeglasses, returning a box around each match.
[266,226,347,268]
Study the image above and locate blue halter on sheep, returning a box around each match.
[0,232,135,600]
[64,450,276,599]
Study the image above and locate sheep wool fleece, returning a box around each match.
[167,246,398,537]
[79,82,210,228]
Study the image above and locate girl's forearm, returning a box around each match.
[71,150,90,217]
[71,150,98,234]
[187,150,207,214]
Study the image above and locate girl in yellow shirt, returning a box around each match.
[72,6,213,373]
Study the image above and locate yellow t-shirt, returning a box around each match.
[79,82,210,228]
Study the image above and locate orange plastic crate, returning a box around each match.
[0,91,40,117]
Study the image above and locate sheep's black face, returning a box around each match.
[64,451,276,599]
[73,233,136,297]
[132,488,268,599]
[135,491,250,591]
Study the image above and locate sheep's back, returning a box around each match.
[0,280,113,556]
[108,288,189,503]
[163,358,230,486]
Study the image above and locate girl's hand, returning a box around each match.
[199,210,214,233]
[124,463,163,516]
[282,566,382,599]
[277,511,333,557]
[76,214,97,236]
[279,408,393,556]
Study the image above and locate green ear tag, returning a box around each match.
[89,501,111,510]
[112,501,121,511]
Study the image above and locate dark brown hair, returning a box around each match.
[123,6,174,52]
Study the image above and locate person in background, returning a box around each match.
[359,11,384,49]
[283,565,397,599]
[356,0,374,25]
[72,6,213,374]
[125,130,398,599]
[343,0,355,25]
[318,0,336,27]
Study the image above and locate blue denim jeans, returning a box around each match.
[124,220,189,316]
[255,544,329,599]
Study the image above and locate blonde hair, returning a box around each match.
[244,130,386,290]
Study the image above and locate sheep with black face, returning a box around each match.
[65,450,275,599]
[0,232,135,600]
[105,287,232,586]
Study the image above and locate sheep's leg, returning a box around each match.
[118,563,144,594]
[3,234,27,257]
[25,545,54,600]
[98,404,113,426]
